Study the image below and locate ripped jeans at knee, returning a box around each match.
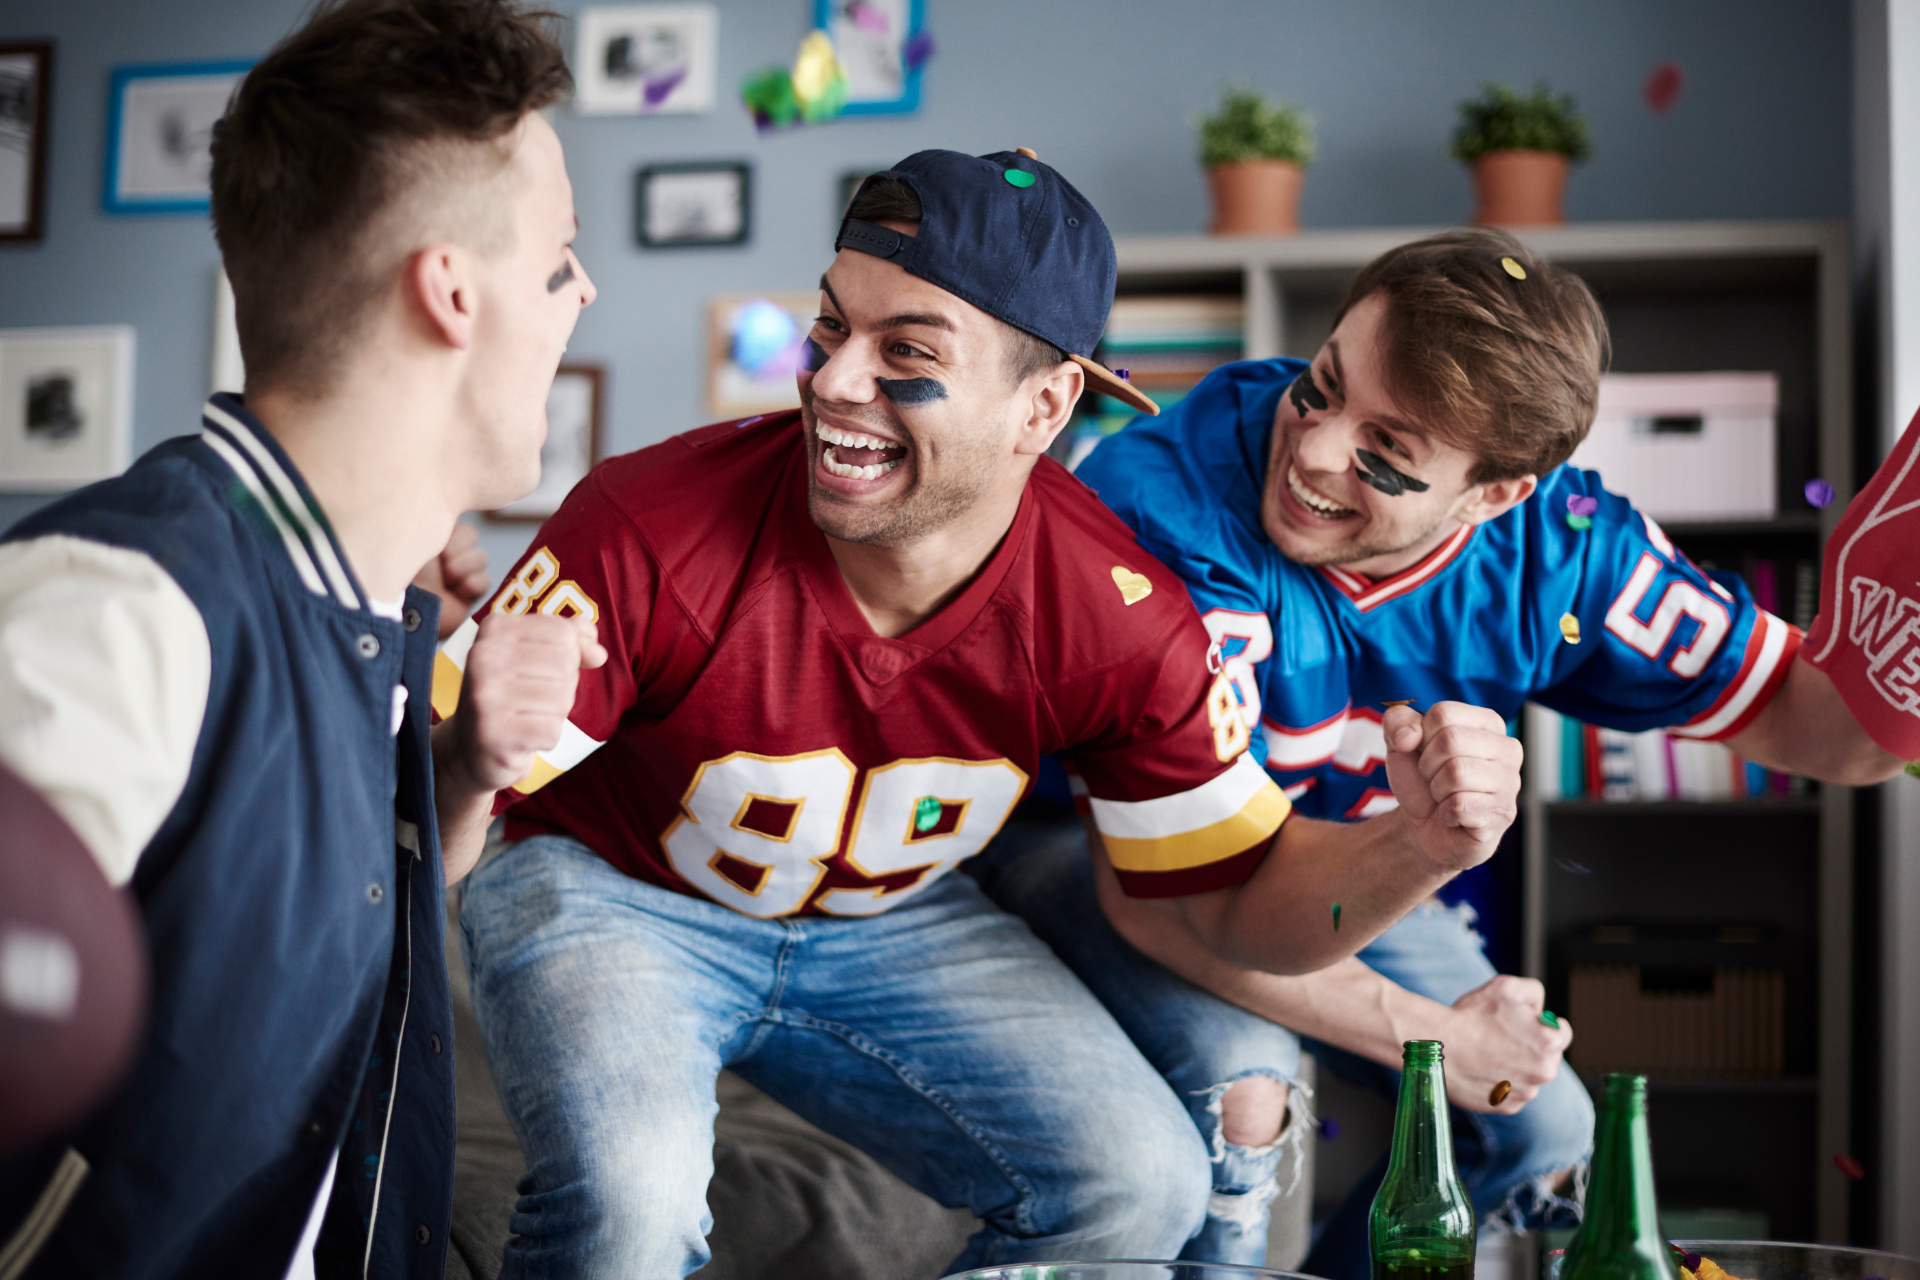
[1175,1069,1316,1266]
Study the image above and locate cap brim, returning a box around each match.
[1070,354,1160,416]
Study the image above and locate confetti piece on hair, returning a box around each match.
[1567,493,1599,516]
[1566,514,1592,531]
[1539,1009,1561,1029]
[848,0,889,34]
[1331,902,1342,931]
[913,795,943,833]
[903,30,936,73]
[1833,1152,1866,1180]
[1559,613,1581,644]
[1319,1117,1341,1140]
[1501,256,1527,280]
[1489,1080,1512,1106]
[1805,477,1836,508]
[1554,857,1593,876]
[1646,61,1683,113]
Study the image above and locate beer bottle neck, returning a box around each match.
[1387,1043,1455,1181]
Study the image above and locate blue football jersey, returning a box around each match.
[1076,358,1801,822]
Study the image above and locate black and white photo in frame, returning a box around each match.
[0,327,135,491]
[0,42,51,241]
[635,161,749,248]
[575,4,717,115]
[104,61,250,214]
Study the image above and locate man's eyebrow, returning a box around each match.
[1327,339,1428,444]
[815,274,955,334]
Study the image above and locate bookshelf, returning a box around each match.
[1107,221,1855,1242]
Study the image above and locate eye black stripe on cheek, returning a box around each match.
[875,377,948,405]
[546,261,575,292]
[1354,447,1430,496]
[1288,368,1328,416]
[802,337,829,373]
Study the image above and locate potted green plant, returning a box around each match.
[1200,87,1314,236]
[1449,81,1591,225]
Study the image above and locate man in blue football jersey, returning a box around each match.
[972,227,1902,1275]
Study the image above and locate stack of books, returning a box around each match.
[1526,706,1802,801]
[1060,295,1245,470]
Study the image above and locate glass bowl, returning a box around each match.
[1671,1241,1920,1280]
[941,1265,1321,1280]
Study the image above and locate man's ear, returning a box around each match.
[406,244,476,351]
[1455,473,1538,526]
[1013,360,1085,458]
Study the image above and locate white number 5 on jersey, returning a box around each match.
[1603,552,1730,677]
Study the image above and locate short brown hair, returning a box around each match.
[846,176,1068,384]
[210,0,571,393]
[1333,227,1609,483]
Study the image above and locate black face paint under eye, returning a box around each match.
[546,261,575,293]
[875,377,948,405]
[1288,368,1328,417]
[802,337,829,373]
[1354,448,1430,496]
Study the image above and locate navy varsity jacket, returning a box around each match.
[0,395,454,1279]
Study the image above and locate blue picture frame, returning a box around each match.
[102,59,253,215]
[813,0,925,117]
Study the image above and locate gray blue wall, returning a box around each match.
[0,0,1853,567]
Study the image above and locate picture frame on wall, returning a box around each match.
[815,0,925,116]
[574,4,717,116]
[0,326,136,492]
[0,42,52,242]
[635,161,749,248]
[706,292,817,418]
[104,60,251,214]
[487,365,604,521]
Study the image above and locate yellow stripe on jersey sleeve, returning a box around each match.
[427,615,607,796]
[1091,754,1292,873]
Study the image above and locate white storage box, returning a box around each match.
[1568,372,1779,521]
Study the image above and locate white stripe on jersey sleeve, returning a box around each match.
[1666,609,1794,740]
[1088,752,1274,840]
[0,535,211,886]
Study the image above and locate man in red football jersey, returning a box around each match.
[430,149,1524,1277]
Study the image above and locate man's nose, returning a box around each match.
[807,336,881,405]
[575,252,598,307]
[1292,411,1357,475]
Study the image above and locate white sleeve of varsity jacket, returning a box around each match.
[0,534,212,887]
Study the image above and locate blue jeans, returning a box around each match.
[459,834,1214,1279]
[970,813,1593,1277]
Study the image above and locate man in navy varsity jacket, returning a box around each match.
[0,2,602,1276]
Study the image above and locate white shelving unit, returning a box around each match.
[1111,220,1856,1241]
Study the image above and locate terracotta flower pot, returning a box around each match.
[1470,149,1570,226]
[1207,159,1304,236]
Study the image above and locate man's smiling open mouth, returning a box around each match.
[817,423,909,480]
[1287,464,1358,519]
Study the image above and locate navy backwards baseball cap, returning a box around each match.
[835,147,1158,416]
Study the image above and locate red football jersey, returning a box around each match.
[433,413,1290,917]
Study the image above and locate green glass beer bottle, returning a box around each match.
[1370,1040,1475,1280]
[1561,1074,1679,1280]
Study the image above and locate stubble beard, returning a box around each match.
[803,403,999,549]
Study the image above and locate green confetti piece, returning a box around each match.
[1565,513,1592,530]
[913,796,943,833]
[1331,902,1341,931]
[1906,760,1920,779]
[1004,168,1037,188]
[1539,1009,1561,1029]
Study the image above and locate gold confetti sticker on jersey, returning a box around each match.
[1110,565,1153,606]
[1559,613,1581,644]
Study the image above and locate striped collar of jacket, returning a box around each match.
[198,393,365,611]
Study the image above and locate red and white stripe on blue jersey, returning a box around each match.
[1076,357,1801,824]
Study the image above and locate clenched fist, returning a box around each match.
[1439,974,1573,1114]
[441,609,607,793]
[1383,702,1522,874]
